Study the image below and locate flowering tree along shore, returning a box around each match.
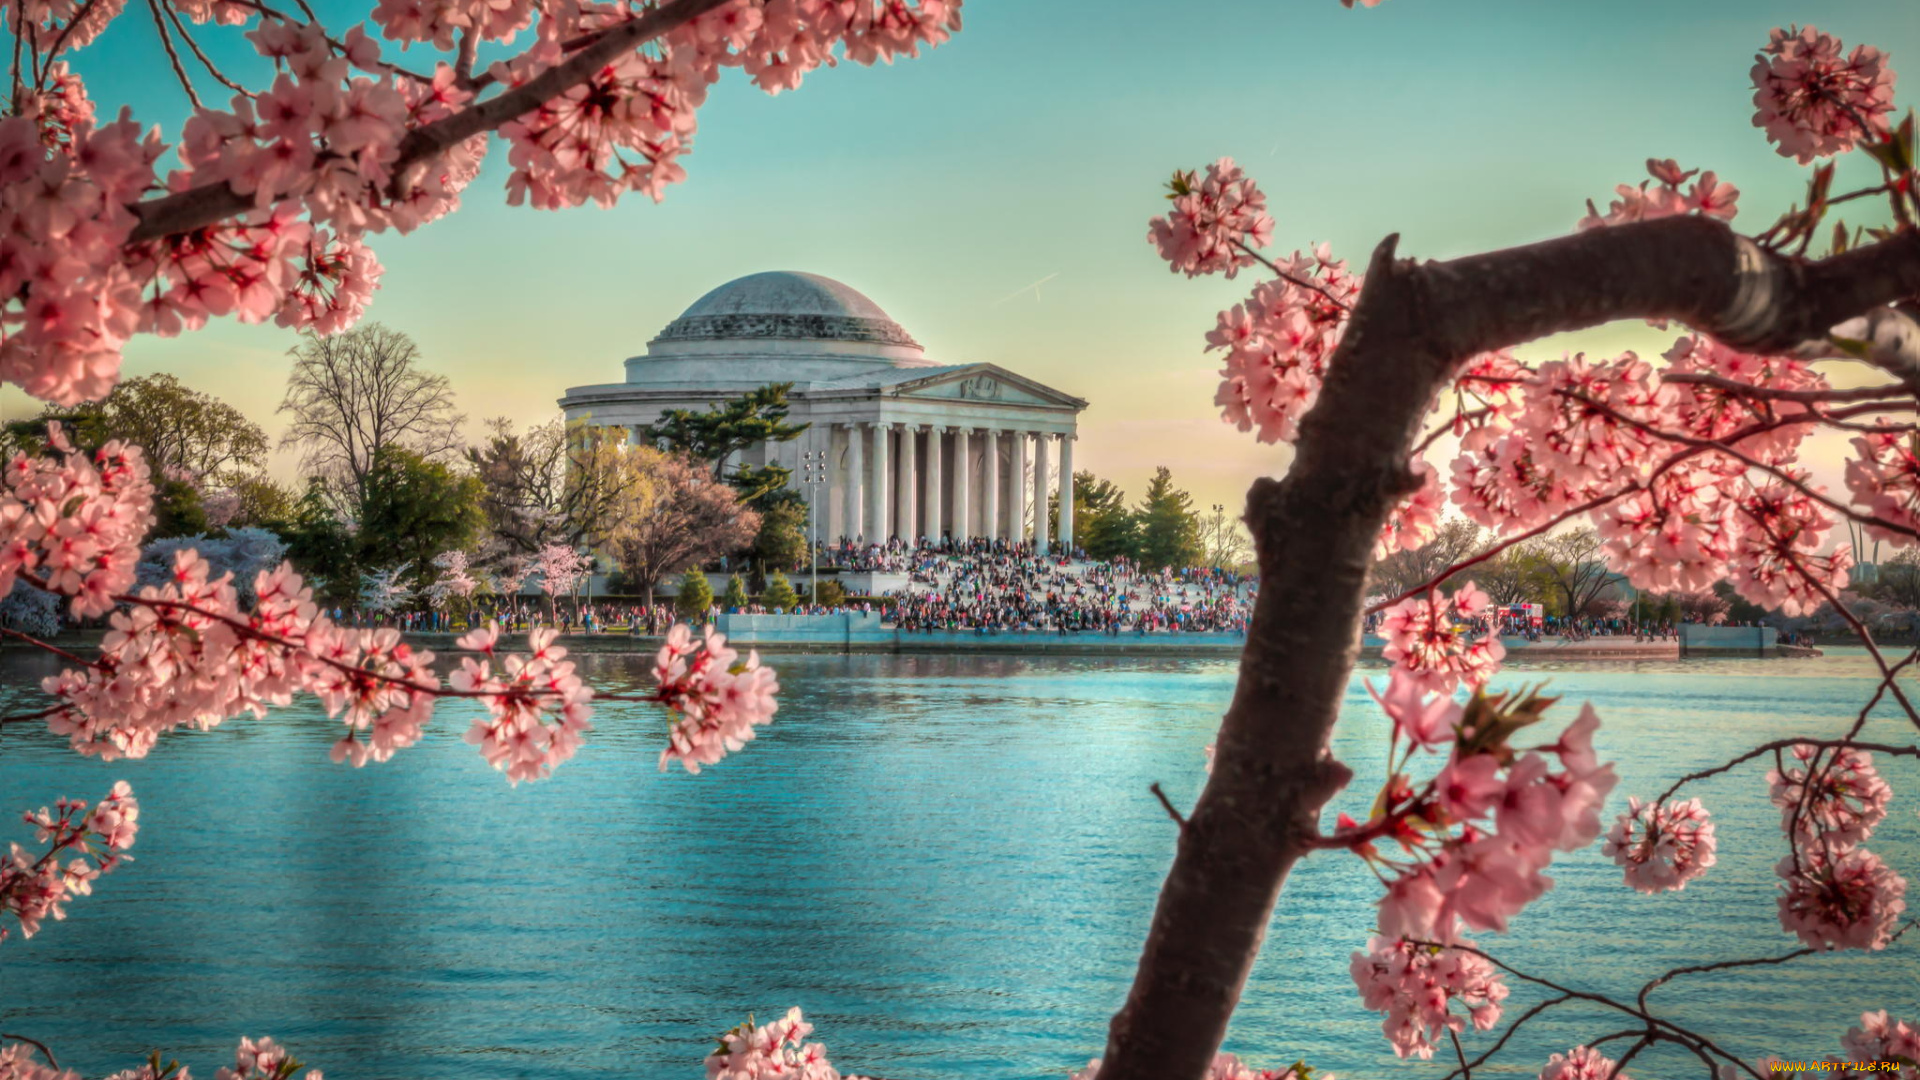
[5,1,1920,1080]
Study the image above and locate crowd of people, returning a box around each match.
[881,539,1254,635]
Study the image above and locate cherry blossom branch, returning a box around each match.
[1232,240,1353,311]
[159,0,253,98]
[1106,219,1920,1079]
[1414,941,1760,1078]
[1656,372,1911,403]
[1435,994,1573,1080]
[143,0,202,108]
[0,1034,57,1070]
[0,626,103,669]
[1653,738,1918,806]
[126,0,736,243]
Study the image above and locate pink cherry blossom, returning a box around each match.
[1776,845,1908,951]
[1072,1052,1332,1080]
[1841,1012,1920,1080]
[1603,797,1718,893]
[655,623,781,774]
[451,623,594,785]
[1367,666,1463,749]
[1379,583,1504,695]
[2,781,138,944]
[1539,1046,1627,1080]
[1208,243,1360,445]
[1768,743,1892,849]
[1350,936,1508,1059]
[1751,26,1897,163]
[1148,157,1274,279]
[705,1008,841,1080]
[1577,158,1738,231]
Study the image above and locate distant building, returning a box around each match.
[559,271,1087,550]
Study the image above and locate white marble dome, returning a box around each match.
[627,271,933,388]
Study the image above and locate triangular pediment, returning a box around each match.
[885,364,1085,409]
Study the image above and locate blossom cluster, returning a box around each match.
[1,423,152,618]
[1577,158,1739,231]
[1751,25,1898,163]
[426,548,481,609]
[1206,243,1361,445]
[1147,157,1275,279]
[654,623,781,774]
[450,623,594,784]
[1767,744,1906,951]
[534,542,590,598]
[1352,673,1618,946]
[1602,796,1718,893]
[704,1008,851,1080]
[1842,1012,1920,1080]
[1377,582,1504,696]
[1,781,138,943]
[1,0,962,406]
[1349,937,1508,1060]
[0,1035,321,1080]
[1539,1046,1628,1080]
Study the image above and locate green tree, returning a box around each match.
[816,579,846,608]
[638,383,809,483]
[355,447,486,590]
[279,478,356,598]
[1134,467,1203,572]
[151,475,209,539]
[675,569,713,621]
[31,373,269,483]
[745,488,808,585]
[228,474,299,529]
[764,570,799,611]
[722,573,750,611]
[1069,471,1142,562]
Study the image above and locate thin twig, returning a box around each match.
[1653,737,1919,806]
[159,0,251,97]
[0,1034,57,1070]
[1149,782,1186,828]
[1231,239,1352,311]
[144,0,201,108]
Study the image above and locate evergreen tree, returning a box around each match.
[356,446,487,590]
[1071,470,1142,563]
[722,573,750,611]
[745,488,809,581]
[816,579,846,608]
[764,570,799,611]
[1135,466,1203,572]
[639,383,809,482]
[278,478,356,599]
[675,569,714,621]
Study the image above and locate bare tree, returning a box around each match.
[1462,546,1548,606]
[470,417,646,554]
[1367,517,1482,598]
[1527,528,1615,618]
[279,323,465,514]
[608,450,760,606]
[1200,503,1253,570]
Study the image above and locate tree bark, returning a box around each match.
[1098,217,1920,1080]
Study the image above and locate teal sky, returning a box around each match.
[5,0,1917,513]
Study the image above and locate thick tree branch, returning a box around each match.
[1100,218,1920,1080]
[126,0,733,243]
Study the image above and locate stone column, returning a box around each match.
[1033,433,1052,554]
[897,424,919,542]
[1012,430,1030,544]
[981,429,999,542]
[844,422,864,542]
[924,425,945,544]
[952,428,971,542]
[1058,433,1075,556]
[871,422,891,542]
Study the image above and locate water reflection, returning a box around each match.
[0,647,1913,1079]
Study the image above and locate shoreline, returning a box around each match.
[3,630,1823,663]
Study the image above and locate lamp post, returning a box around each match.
[801,449,829,605]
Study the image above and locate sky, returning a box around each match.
[4,0,1918,516]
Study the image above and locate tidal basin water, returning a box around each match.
[1,647,1916,1080]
